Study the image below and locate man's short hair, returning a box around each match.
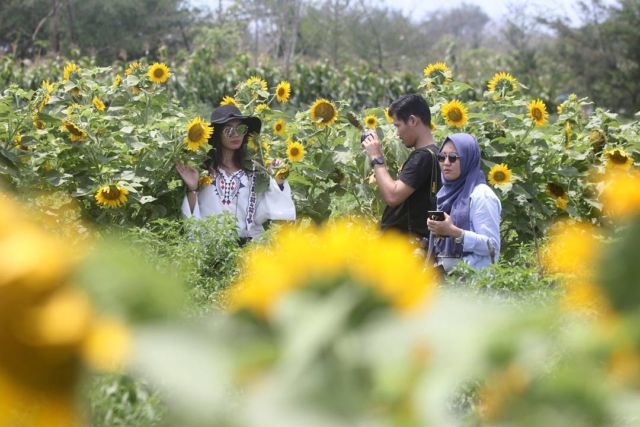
[388,94,431,127]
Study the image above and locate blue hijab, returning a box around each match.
[436,133,486,257]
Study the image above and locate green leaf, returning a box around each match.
[139,195,157,204]
[557,167,580,177]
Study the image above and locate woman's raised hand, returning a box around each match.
[175,160,199,191]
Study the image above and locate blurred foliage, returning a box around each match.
[2,2,640,424]
[126,215,242,312]
[447,243,557,298]
[85,374,165,427]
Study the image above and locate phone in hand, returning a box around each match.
[427,210,445,221]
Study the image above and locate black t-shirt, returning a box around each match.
[380,144,441,238]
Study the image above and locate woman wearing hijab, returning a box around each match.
[426,133,501,272]
[176,104,296,243]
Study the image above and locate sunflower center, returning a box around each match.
[103,186,121,200]
[66,123,83,136]
[610,150,628,164]
[448,108,462,122]
[315,103,335,122]
[188,123,204,141]
[290,147,299,156]
[532,108,543,121]
[278,88,286,96]
[494,172,506,182]
[276,124,283,131]
[154,68,165,79]
[547,183,565,197]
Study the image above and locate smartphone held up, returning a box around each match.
[427,210,445,221]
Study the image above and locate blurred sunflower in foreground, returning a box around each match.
[228,219,435,317]
[0,194,130,427]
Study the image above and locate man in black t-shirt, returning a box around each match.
[362,94,441,239]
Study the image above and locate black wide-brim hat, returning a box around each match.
[210,104,261,135]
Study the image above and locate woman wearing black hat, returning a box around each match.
[176,105,296,242]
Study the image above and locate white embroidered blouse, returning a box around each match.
[181,168,296,238]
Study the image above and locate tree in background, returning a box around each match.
[0,0,199,62]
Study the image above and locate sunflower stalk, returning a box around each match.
[524,161,543,278]
[87,139,106,184]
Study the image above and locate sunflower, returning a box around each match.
[528,99,548,126]
[600,169,640,219]
[556,196,568,210]
[487,72,518,94]
[441,99,468,128]
[384,108,393,123]
[287,141,305,162]
[557,101,567,115]
[275,164,290,181]
[275,81,291,103]
[255,104,270,114]
[262,141,271,156]
[245,76,268,98]
[546,183,565,198]
[365,115,378,129]
[32,113,45,129]
[220,96,238,107]
[14,132,31,151]
[273,118,286,136]
[148,63,170,84]
[247,134,259,152]
[198,175,213,187]
[309,98,338,128]
[488,164,512,186]
[430,121,436,131]
[113,74,122,88]
[541,221,601,278]
[228,219,435,317]
[42,79,55,93]
[590,130,606,154]
[604,148,634,170]
[131,86,141,95]
[125,61,142,76]
[63,63,80,81]
[92,96,105,112]
[183,117,213,151]
[62,120,87,142]
[423,62,451,85]
[66,103,80,116]
[38,80,54,111]
[95,184,129,208]
[564,121,572,147]
[556,94,577,115]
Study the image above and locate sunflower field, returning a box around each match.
[2,52,640,427]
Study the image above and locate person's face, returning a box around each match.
[439,141,462,181]
[392,114,418,147]
[220,119,247,151]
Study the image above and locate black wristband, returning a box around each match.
[370,156,385,167]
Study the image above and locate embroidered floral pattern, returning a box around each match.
[246,172,257,225]
[214,169,245,206]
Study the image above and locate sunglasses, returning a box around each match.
[223,124,249,137]
[437,153,462,163]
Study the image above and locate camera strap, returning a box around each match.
[407,145,439,237]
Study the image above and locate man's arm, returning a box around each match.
[362,131,416,207]
[372,164,416,207]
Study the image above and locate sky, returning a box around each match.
[190,0,618,25]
